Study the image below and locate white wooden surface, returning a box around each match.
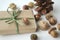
[0,0,60,40]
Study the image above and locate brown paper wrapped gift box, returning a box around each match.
[0,10,37,35]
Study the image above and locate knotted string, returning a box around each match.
[0,7,34,34]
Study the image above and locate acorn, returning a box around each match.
[48,17,57,25]
[28,2,34,8]
[34,13,41,21]
[9,3,17,10]
[45,13,53,20]
[38,20,50,30]
[23,5,29,10]
[23,18,30,25]
[31,34,38,40]
[57,24,60,30]
[48,27,58,38]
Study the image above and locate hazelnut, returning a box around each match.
[38,20,50,30]
[9,3,17,10]
[35,2,42,6]
[57,24,60,30]
[35,7,42,12]
[42,2,46,6]
[23,5,29,10]
[48,27,58,38]
[41,9,46,15]
[45,13,53,20]
[49,30,58,38]
[34,14,41,21]
[31,34,38,40]
[46,6,53,13]
[48,27,56,34]
[48,17,57,25]
[28,2,34,8]
[23,18,30,25]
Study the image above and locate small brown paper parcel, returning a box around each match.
[0,10,37,35]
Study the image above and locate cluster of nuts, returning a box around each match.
[37,13,60,38]
[34,0,54,21]
[34,0,54,15]
[22,0,54,21]
[37,13,57,31]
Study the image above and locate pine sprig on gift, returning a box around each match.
[34,0,54,15]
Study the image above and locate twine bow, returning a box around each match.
[0,7,21,34]
[0,3,34,34]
